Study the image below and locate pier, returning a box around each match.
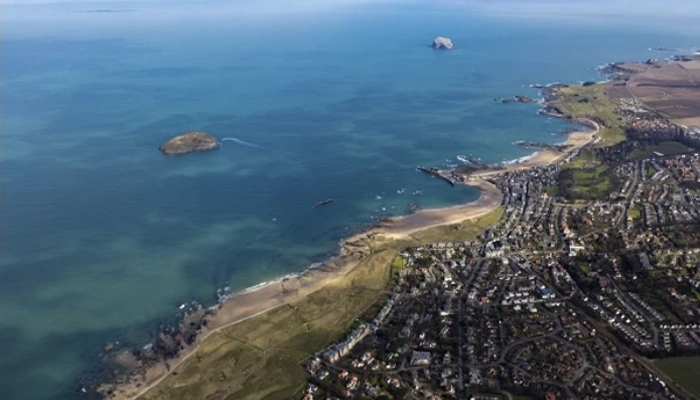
[416,166,457,186]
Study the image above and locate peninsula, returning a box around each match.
[100,55,700,400]
[159,131,220,155]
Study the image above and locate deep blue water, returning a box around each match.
[1,1,698,398]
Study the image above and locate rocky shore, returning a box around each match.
[513,140,569,152]
[496,95,539,104]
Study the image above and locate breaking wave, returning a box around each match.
[500,152,538,166]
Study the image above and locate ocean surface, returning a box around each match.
[1,1,698,398]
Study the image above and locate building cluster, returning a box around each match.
[304,235,688,399]
[301,116,700,399]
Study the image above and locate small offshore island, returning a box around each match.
[159,131,220,155]
[100,55,700,400]
[431,36,454,50]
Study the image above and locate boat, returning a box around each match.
[313,198,335,209]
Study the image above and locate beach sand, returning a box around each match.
[474,119,599,177]
[100,122,594,400]
[381,180,502,237]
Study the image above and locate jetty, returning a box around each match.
[416,166,457,186]
[457,156,490,170]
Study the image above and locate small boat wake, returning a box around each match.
[221,137,297,155]
[221,137,271,150]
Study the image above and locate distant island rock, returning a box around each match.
[431,37,454,50]
[159,131,220,155]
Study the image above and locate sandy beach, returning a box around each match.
[474,119,600,177]
[100,121,595,400]
[381,180,503,237]
[100,179,502,399]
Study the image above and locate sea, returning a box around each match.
[1,1,698,398]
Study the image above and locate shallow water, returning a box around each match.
[1,2,698,398]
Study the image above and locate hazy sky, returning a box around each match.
[2,0,697,14]
[3,0,699,36]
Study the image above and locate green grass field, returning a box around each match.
[655,357,700,399]
[564,148,599,170]
[551,83,626,147]
[629,141,694,160]
[139,208,503,400]
[627,207,642,220]
[563,164,612,199]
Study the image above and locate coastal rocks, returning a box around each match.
[159,131,220,155]
[513,140,569,152]
[540,105,566,118]
[431,36,454,50]
[497,95,538,104]
[650,47,679,52]
[416,166,457,186]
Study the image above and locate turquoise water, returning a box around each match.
[1,2,698,398]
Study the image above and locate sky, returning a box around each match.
[2,0,699,14]
[2,0,700,38]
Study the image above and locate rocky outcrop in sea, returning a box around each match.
[159,131,220,155]
[431,36,453,50]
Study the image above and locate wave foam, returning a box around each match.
[500,152,538,166]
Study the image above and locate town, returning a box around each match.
[301,79,700,400]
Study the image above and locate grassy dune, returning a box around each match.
[140,208,502,400]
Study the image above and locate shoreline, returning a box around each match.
[99,112,595,400]
[472,118,600,177]
[99,178,503,400]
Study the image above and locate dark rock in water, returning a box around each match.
[431,36,454,50]
[159,131,220,155]
[650,47,678,52]
[497,95,537,104]
[513,140,569,152]
[313,198,335,209]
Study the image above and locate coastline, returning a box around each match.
[473,118,600,177]
[99,178,503,400]
[99,114,595,400]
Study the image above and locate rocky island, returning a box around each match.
[159,131,220,155]
[431,36,453,50]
